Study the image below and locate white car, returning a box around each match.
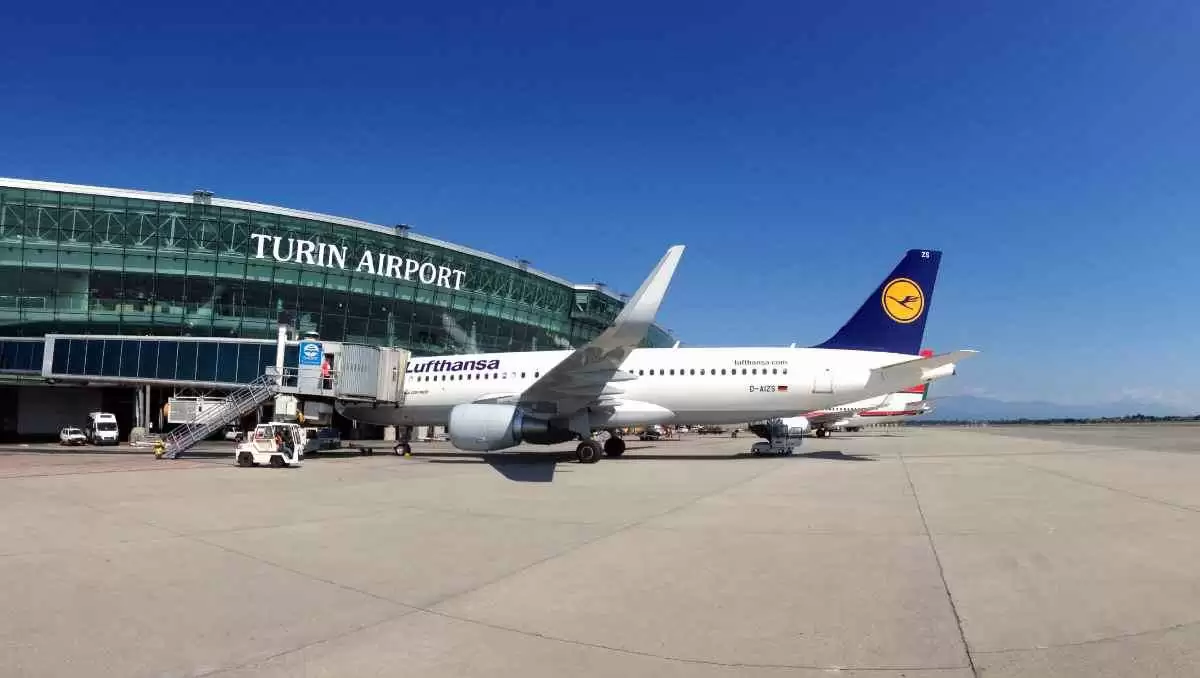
[59,427,87,446]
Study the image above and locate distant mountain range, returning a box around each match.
[926,395,1196,421]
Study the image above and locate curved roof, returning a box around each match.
[0,177,629,301]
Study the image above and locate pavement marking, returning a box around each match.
[899,447,980,678]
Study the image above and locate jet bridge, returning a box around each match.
[23,328,409,456]
[158,344,409,458]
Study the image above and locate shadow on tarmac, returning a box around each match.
[412,447,876,482]
[618,450,876,462]
[418,452,571,482]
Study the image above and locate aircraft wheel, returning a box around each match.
[394,442,411,456]
[603,436,626,457]
[576,440,602,464]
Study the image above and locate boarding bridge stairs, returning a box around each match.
[160,345,411,459]
[161,374,278,458]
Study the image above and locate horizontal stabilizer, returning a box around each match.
[866,350,978,393]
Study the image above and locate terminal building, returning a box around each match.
[0,178,675,441]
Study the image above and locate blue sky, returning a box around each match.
[2,1,1198,407]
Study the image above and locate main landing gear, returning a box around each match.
[576,439,602,464]
[813,428,831,439]
[603,432,626,458]
[576,430,625,463]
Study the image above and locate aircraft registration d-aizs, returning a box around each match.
[337,247,977,462]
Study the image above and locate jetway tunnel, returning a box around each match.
[0,331,412,443]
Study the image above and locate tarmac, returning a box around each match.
[1,425,1198,677]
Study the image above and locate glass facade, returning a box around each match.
[0,181,674,356]
[47,337,295,385]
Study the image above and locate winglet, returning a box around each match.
[517,245,684,413]
[614,246,685,326]
[592,244,686,352]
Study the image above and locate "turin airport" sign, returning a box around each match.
[250,233,467,290]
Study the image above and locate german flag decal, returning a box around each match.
[778,385,789,392]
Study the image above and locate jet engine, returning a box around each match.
[447,404,574,452]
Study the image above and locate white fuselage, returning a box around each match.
[336,346,921,428]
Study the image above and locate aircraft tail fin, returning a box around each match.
[814,250,942,355]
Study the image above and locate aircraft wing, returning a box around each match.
[864,350,978,393]
[517,245,685,416]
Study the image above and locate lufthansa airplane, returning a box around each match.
[336,247,977,463]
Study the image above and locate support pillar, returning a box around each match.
[273,321,290,420]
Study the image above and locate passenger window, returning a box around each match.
[521,372,526,378]
[535,372,540,378]
[783,368,788,375]
[772,368,777,374]
[752,368,757,375]
[669,369,675,375]
[742,369,748,375]
[650,369,655,375]
[700,369,705,375]
[689,369,695,375]
[638,369,644,376]
[721,369,726,375]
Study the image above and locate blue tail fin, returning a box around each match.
[813,249,942,355]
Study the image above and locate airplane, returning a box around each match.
[336,247,978,463]
[749,380,939,447]
[836,382,936,431]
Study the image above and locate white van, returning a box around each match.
[85,412,120,446]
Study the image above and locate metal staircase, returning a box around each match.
[747,418,786,440]
[160,374,278,459]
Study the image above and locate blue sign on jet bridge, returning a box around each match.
[298,340,323,366]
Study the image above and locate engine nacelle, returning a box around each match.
[447,404,573,452]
